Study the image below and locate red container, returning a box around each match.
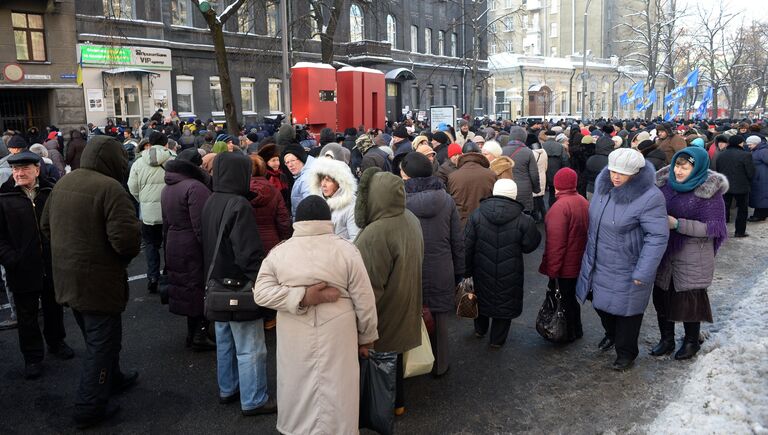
[291,62,337,133]
[337,67,385,132]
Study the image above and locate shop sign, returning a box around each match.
[79,45,171,70]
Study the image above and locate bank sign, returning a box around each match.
[78,44,172,70]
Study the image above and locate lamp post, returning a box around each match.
[580,0,593,121]
[280,0,291,123]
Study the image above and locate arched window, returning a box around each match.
[386,14,396,48]
[350,4,364,42]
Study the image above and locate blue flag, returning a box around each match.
[626,81,645,103]
[684,68,700,89]
[664,86,687,106]
[620,92,629,106]
[636,89,657,111]
[664,101,679,122]
[696,86,713,119]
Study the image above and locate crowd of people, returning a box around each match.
[1,111,766,431]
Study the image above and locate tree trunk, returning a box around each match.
[712,85,719,119]
[202,13,240,135]
[320,0,344,64]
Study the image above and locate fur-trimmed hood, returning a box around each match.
[655,165,729,199]
[595,162,657,204]
[308,157,357,212]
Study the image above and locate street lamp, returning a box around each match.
[580,0,593,122]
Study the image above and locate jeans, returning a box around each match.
[14,287,65,363]
[72,310,122,420]
[215,319,269,411]
[141,223,163,282]
[723,193,748,235]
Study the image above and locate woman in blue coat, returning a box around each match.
[576,148,669,370]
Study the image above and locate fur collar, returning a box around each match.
[307,157,357,212]
[655,165,729,199]
[164,159,209,185]
[596,163,657,204]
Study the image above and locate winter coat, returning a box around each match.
[128,145,175,225]
[542,139,569,189]
[41,136,142,314]
[178,129,196,150]
[393,139,412,156]
[65,131,87,170]
[657,133,687,164]
[539,190,589,279]
[532,148,548,198]
[489,156,514,180]
[576,164,669,317]
[583,138,613,194]
[465,196,541,319]
[253,220,378,435]
[201,152,267,320]
[289,155,315,218]
[713,145,755,195]
[160,159,211,317]
[0,176,54,295]
[447,153,496,227]
[654,166,728,292]
[405,177,465,313]
[456,130,476,147]
[354,168,424,353]
[249,177,292,253]
[501,141,540,211]
[308,158,360,241]
[638,140,666,171]
[750,142,768,208]
[436,159,458,185]
[44,139,66,174]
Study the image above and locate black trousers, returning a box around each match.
[595,309,644,362]
[395,353,404,408]
[752,208,768,219]
[724,193,749,235]
[13,287,65,364]
[429,311,450,376]
[553,278,583,341]
[474,315,512,346]
[73,310,123,419]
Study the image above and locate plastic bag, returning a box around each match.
[359,351,397,435]
[403,320,435,378]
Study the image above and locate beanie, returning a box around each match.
[393,124,409,139]
[493,179,518,200]
[553,168,578,191]
[433,131,450,146]
[447,143,462,158]
[401,152,434,178]
[581,135,595,145]
[246,132,259,143]
[728,135,745,147]
[282,143,308,164]
[482,141,502,158]
[294,195,332,222]
[607,148,645,175]
[177,147,203,166]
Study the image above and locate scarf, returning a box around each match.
[661,182,727,258]
[668,147,710,193]
[266,168,288,192]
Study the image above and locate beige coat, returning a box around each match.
[253,220,379,435]
[532,148,548,198]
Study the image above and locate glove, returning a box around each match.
[301,282,340,307]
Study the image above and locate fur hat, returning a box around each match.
[295,195,332,222]
[257,143,280,162]
[728,135,745,147]
[393,124,409,139]
[400,152,433,178]
[493,179,518,200]
[607,148,645,175]
[282,143,307,164]
[433,131,450,146]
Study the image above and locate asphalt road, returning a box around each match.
[1,221,766,434]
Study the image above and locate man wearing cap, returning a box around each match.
[437,143,462,185]
[713,135,755,237]
[282,143,316,218]
[391,124,413,156]
[0,151,73,379]
[0,133,29,185]
[655,123,687,165]
[455,119,476,148]
[431,131,451,164]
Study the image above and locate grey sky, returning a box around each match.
[678,0,768,27]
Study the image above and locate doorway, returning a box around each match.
[112,85,142,126]
[386,82,401,121]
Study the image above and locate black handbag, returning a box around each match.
[535,287,568,343]
[203,200,263,322]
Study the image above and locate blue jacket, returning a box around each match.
[290,155,315,218]
[576,164,669,316]
[750,142,768,209]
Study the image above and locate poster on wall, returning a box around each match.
[86,89,104,112]
[153,90,168,110]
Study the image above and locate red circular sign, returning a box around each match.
[3,64,24,83]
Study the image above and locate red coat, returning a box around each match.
[250,177,292,253]
[539,190,589,279]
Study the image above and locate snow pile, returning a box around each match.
[648,271,768,434]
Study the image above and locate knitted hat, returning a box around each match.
[581,135,595,145]
[728,135,745,147]
[400,152,434,178]
[745,135,762,145]
[447,143,462,158]
[433,131,450,146]
[482,141,503,158]
[493,179,518,200]
[177,147,203,166]
[282,143,307,164]
[553,168,578,191]
[393,124,409,139]
[607,148,645,175]
[246,132,259,143]
[555,133,568,143]
[295,195,332,222]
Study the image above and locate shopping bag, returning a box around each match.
[403,320,435,378]
[359,351,397,435]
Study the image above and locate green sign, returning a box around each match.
[80,45,131,65]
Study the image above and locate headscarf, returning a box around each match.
[668,146,710,193]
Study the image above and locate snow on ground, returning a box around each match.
[647,270,768,434]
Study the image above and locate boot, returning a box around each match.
[674,338,700,360]
[191,325,216,352]
[650,318,675,356]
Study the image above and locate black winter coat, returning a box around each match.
[201,152,267,320]
[583,138,613,193]
[714,145,755,194]
[405,177,465,313]
[0,177,54,294]
[465,196,541,319]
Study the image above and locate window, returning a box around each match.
[176,76,195,115]
[489,0,496,10]
[550,46,557,56]
[490,43,497,55]
[170,0,191,26]
[427,84,434,107]
[452,86,460,106]
[238,3,254,33]
[601,91,607,111]
[387,83,398,97]
[438,31,445,56]
[241,78,255,113]
[210,77,223,114]
[561,91,567,113]
[350,4,364,42]
[505,0,514,8]
[269,78,282,113]
[550,22,558,37]
[386,15,396,48]
[411,85,420,109]
[440,85,447,105]
[531,13,540,30]
[12,12,46,62]
[475,86,483,111]
[550,0,559,14]
[495,90,507,114]
[266,2,278,36]
[576,91,582,112]
[410,25,419,52]
[103,0,134,18]
[505,40,514,52]
[504,16,514,31]
[425,28,432,55]
[589,91,595,112]
[451,33,458,57]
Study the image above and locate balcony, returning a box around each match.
[340,40,393,65]
[526,0,542,10]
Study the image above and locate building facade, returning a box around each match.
[0,0,86,134]
[74,0,489,129]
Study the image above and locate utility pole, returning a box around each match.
[580,0,593,121]
[280,0,291,123]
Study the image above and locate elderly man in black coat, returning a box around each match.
[0,151,73,380]
[713,135,755,237]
